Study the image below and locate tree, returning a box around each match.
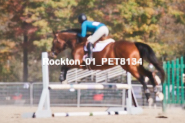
[0,0,185,82]
[0,0,77,82]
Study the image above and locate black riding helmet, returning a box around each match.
[78,13,87,24]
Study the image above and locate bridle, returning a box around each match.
[51,34,60,56]
[51,32,80,56]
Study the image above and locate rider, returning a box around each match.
[77,13,109,60]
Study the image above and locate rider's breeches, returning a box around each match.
[88,26,109,44]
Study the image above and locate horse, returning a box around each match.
[49,29,165,103]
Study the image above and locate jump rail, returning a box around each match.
[22,52,142,118]
[48,83,131,90]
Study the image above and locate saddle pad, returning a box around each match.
[84,38,115,52]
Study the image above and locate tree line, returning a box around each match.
[0,0,185,82]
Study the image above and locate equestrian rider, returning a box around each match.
[77,13,109,60]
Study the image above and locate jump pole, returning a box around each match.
[22,52,142,118]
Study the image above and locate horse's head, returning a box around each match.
[50,30,79,58]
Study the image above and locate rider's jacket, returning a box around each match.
[77,20,105,37]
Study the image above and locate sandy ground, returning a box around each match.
[0,106,184,123]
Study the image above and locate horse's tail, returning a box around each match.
[134,42,165,83]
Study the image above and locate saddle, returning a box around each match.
[83,36,115,64]
[84,36,115,52]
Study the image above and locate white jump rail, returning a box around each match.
[95,66,126,82]
[66,68,98,83]
[22,52,142,118]
[48,83,131,90]
[66,65,125,83]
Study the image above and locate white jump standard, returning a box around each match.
[22,52,142,118]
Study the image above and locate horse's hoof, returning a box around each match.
[148,98,153,107]
[61,80,68,84]
[59,76,64,82]
[156,92,164,101]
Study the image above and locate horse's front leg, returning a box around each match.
[59,58,85,84]
[59,65,69,83]
[59,47,85,83]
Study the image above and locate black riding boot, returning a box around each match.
[87,42,93,60]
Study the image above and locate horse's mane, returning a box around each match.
[59,28,91,43]
[60,28,81,34]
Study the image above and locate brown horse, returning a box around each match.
[49,29,165,103]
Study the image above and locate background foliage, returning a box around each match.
[0,0,185,82]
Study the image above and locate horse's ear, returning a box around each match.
[53,30,55,35]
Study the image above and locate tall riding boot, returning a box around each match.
[87,42,93,60]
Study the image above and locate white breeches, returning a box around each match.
[88,26,109,44]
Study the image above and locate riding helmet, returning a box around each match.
[78,13,87,24]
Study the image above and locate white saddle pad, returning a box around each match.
[84,38,115,52]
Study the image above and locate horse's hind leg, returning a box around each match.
[137,65,159,106]
[136,74,151,103]
[121,65,151,102]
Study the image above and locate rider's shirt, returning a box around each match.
[78,20,105,37]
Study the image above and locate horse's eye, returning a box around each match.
[56,40,60,43]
